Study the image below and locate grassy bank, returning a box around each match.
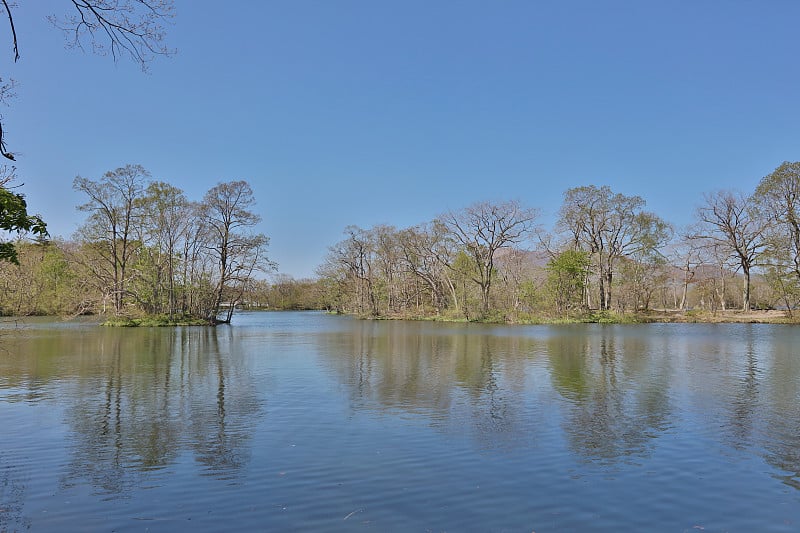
[102,315,211,327]
[348,309,800,325]
[101,309,800,327]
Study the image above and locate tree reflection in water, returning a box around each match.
[321,320,540,449]
[324,321,677,462]
[680,325,800,491]
[59,326,261,496]
[325,321,569,453]
[548,328,674,464]
[758,327,800,490]
[728,328,761,448]
[4,313,800,532]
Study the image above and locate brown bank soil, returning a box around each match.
[641,309,800,324]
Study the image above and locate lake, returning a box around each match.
[1,311,799,531]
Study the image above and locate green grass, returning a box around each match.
[351,309,644,325]
[102,315,210,327]
[338,308,657,325]
[580,310,642,324]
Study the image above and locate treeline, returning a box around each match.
[311,162,800,320]
[3,162,800,322]
[0,165,272,322]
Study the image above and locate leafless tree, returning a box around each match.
[323,226,380,316]
[439,200,538,315]
[396,222,457,314]
[133,180,193,317]
[754,161,800,285]
[201,180,273,323]
[73,164,148,314]
[559,185,671,311]
[668,235,704,311]
[692,190,768,311]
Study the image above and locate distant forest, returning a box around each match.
[1,161,800,322]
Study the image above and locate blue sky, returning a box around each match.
[4,1,800,278]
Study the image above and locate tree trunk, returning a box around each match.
[679,263,691,310]
[742,266,751,311]
[481,282,491,315]
[598,270,606,310]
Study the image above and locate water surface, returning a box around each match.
[1,312,799,531]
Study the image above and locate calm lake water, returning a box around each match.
[1,312,800,531]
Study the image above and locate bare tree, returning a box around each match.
[668,234,704,310]
[133,181,192,317]
[49,1,174,68]
[754,161,800,286]
[323,226,380,316]
[73,164,149,315]
[692,190,768,311]
[370,225,403,314]
[559,185,671,311]
[396,222,457,314]
[201,180,273,323]
[439,200,538,315]
[177,204,213,318]
[496,248,537,312]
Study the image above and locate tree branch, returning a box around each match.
[1,0,19,62]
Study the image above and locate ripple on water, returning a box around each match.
[3,315,800,531]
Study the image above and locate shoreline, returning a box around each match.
[345,309,800,325]
[5,309,797,327]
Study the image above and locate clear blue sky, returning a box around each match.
[5,1,800,278]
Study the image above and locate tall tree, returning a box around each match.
[134,181,193,317]
[175,204,213,318]
[73,164,149,314]
[397,222,458,314]
[496,248,537,313]
[439,200,538,315]
[668,235,705,311]
[322,226,379,316]
[201,180,272,323]
[692,190,768,311]
[559,185,671,311]
[370,225,402,315]
[754,161,800,286]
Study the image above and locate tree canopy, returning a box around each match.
[558,185,671,310]
[0,182,47,263]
